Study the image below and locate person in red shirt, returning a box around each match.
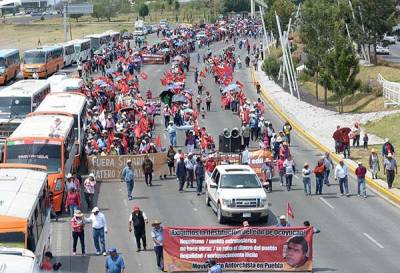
[277,156,284,186]
[70,210,85,256]
[65,188,81,217]
[355,162,367,198]
[205,156,217,175]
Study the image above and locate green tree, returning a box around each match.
[139,3,149,19]
[91,1,106,22]
[160,2,165,14]
[321,33,360,113]
[300,0,336,103]
[222,0,250,13]
[174,0,180,11]
[358,0,397,65]
[262,56,281,81]
[265,0,296,39]
[69,13,83,22]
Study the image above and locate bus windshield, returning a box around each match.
[0,58,5,68]
[0,232,25,248]
[6,143,62,173]
[91,38,99,49]
[0,97,31,118]
[24,51,46,64]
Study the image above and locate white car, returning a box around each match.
[383,35,396,44]
[205,165,269,224]
[376,45,390,55]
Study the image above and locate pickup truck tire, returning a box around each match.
[217,203,226,224]
[260,214,269,224]
[205,193,210,206]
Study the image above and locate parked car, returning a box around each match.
[383,35,397,44]
[376,45,390,55]
[205,165,269,224]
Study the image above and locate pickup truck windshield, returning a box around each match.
[220,174,261,189]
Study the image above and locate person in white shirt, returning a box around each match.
[174,148,184,164]
[302,163,311,196]
[283,155,295,191]
[85,207,108,255]
[334,160,350,196]
[241,145,249,164]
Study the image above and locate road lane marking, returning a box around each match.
[363,233,384,249]
[319,197,335,209]
[123,199,128,207]
[193,208,198,211]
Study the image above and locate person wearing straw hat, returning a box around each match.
[151,220,164,271]
[384,153,397,189]
[368,148,380,179]
[70,210,85,256]
[83,173,96,210]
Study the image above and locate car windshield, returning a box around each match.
[24,51,46,64]
[0,97,31,118]
[220,174,261,189]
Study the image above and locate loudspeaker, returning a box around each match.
[230,128,241,153]
[219,135,231,153]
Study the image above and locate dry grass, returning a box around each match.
[357,65,400,83]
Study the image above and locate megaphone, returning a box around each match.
[223,128,231,138]
[231,128,240,138]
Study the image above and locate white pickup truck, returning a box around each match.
[205,165,269,224]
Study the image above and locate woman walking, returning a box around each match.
[369,148,380,179]
[71,210,85,256]
[167,146,175,176]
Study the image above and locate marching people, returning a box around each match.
[151,220,164,271]
[276,215,290,227]
[86,207,108,256]
[355,162,367,198]
[142,154,154,186]
[65,187,81,217]
[166,145,176,176]
[207,258,222,273]
[128,206,148,252]
[184,153,196,188]
[283,155,295,191]
[194,156,206,196]
[382,138,395,160]
[122,159,135,200]
[261,158,273,192]
[313,159,325,195]
[334,160,350,196]
[302,163,312,196]
[176,155,187,192]
[384,153,397,189]
[71,210,85,256]
[105,247,126,273]
[282,121,292,146]
[369,148,380,179]
[83,173,96,211]
[323,153,334,186]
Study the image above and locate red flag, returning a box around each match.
[122,134,128,153]
[140,71,148,80]
[155,135,161,148]
[287,202,295,219]
[106,131,115,152]
[199,71,206,78]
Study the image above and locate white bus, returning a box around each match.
[70,38,91,62]
[0,79,50,142]
[103,30,120,46]
[35,92,87,168]
[85,33,111,52]
[59,42,76,67]
[47,73,67,92]
[0,247,39,273]
[51,78,84,93]
[0,164,50,269]
[4,113,75,213]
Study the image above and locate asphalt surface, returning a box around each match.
[42,36,400,273]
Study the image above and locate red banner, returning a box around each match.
[163,226,313,272]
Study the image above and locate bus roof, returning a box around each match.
[9,114,74,139]
[68,38,91,45]
[0,80,50,98]
[0,167,47,219]
[36,92,86,116]
[0,49,19,58]
[24,46,62,54]
[85,33,110,38]
[0,247,35,273]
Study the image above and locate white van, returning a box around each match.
[58,42,76,67]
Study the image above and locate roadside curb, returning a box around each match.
[250,68,400,206]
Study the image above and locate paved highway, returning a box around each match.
[47,37,400,273]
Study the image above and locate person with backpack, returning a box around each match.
[128,206,148,252]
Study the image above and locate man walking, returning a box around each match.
[105,247,125,273]
[122,159,134,200]
[355,162,367,198]
[151,220,164,271]
[323,153,334,186]
[86,207,108,256]
[142,155,154,186]
[83,173,96,210]
[128,206,148,252]
[384,153,397,189]
[184,153,196,188]
[176,155,187,192]
[194,156,205,196]
[334,160,350,196]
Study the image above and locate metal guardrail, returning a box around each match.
[377,73,400,107]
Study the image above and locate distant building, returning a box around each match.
[0,0,47,10]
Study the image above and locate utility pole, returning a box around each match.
[63,0,68,42]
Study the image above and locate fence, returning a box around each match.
[377,73,400,107]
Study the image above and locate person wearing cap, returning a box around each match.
[105,247,125,273]
[369,148,380,179]
[83,173,97,210]
[302,163,312,196]
[122,159,134,200]
[355,162,367,198]
[151,220,164,271]
[382,138,395,160]
[176,155,187,192]
[70,210,85,256]
[334,160,350,196]
[65,187,81,217]
[185,153,196,188]
[166,120,177,147]
[128,206,148,252]
[142,154,154,186]
[207,258,222,273]
[383,153,397,189]
[276,215,290,227]
[86,207,108,256]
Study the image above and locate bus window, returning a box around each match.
[27,224,36,252]
[0,97,31,118]
[24,52,46,64]
[0,58,5,67]
[0,232,25,248]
